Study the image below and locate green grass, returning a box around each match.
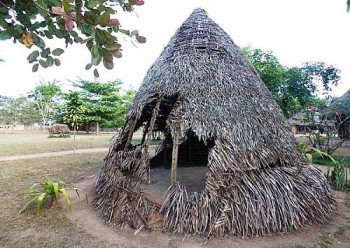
[312,154,350,167]
[0,131,115,156]
[0,153,115,248]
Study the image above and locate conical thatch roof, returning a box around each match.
[331,88,350,115]
[94,8,335,238]
[126,8,303,170]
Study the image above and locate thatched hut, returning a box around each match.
[94,8,335,238]
[331,89,350,138]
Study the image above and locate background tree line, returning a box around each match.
[0,79,135,133]
[242,47,341,118]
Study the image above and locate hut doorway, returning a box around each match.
[141,129,214,204]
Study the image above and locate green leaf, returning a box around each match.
[54,58,61,66]
[27,50,40,63]
[32,34,46,49]
[99,12,110,26]
[306,153,313,164]
[93,68,99,78]
[53,182,59,200]
[40,48,51,58]
[59,188,71,208]
[85,63,92,70]
[52,48,64,56]
[46,56,54,67]
[0,30,11,40]
[91,45,99,58]
[84,12,99,25]
[36,192,47,214]
[101,49,114,70]
[19,197,38,214]
[32,63,39,72]
[44,30,53,39]
[39,59,48,68]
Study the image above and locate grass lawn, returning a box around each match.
[0,153,116,248]
[1,133,350,247]
[0,131,115,157]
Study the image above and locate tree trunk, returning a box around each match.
[171,126,180,185]
[73,125,76,154]
[96,122,100,135]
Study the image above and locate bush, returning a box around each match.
[19,177,87,214]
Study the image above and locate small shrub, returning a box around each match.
[47,133,70,138]
[19,177,87,214]
[325,158,348,191]
[299,143,348,191]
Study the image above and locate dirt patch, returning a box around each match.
[66,168,350,248]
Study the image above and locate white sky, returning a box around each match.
[0,0,349,97]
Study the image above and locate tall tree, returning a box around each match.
[0,0,145,77]
[0,95,41,125]
[242,47,285,97]
[28,81,62,129]
[243,47,341,118]
[63,91,85,152]
[0,95,14,124]
[74,79,122,134]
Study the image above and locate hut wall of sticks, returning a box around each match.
[94,8,335,238]
[331,89,350,139]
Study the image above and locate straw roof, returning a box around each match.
[94,8,335,238]
[127,8,306,170]
[331,88,350,115]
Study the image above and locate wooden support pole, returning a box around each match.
[171,126,180,185]
[163,135,167,167]
[141,121,150,145]
[124,120,137,152]
[143,98,162,184]
[188,131,192,164]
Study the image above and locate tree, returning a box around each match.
[12,96,41,125]
[277,63,340,118]
[243,47,341,118]
[28,81,62,129]
[0,95,14,124]
[0,0,146,77]
[0,95,40,125]
[73,79,123,134]
[242,47,285,97]
[63,91,85,152]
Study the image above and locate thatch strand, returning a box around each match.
[94,8,335,238]
[161,165,334,238]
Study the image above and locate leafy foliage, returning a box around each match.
[242,47,284,97]
[243,47,341,118]
[325,158,348,191]
[63,91,85,131]
[299,143,348,191]
[0,95,41,125]
[28,81,62,128]
[69,80,135,133]
[19,177,87,215]
[0,0,146,76]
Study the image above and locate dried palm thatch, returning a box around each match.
[331,88,350,115]
[94,8,335,238]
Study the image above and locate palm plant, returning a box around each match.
[299,143,348,190]
[20,177,87,214]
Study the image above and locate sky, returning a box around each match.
[0,0,349,98]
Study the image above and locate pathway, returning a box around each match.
[0,147,109,162]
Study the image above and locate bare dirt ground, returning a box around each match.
[0,147,109,162]
[1,136,350,247]
[66,166,350,248]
